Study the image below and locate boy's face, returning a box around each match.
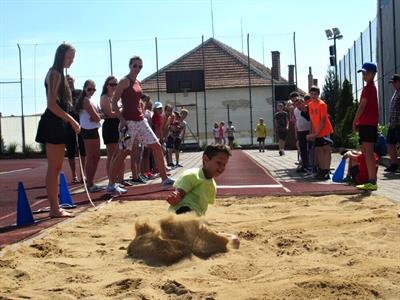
[259,119,264,124]
[203,153,229,178]
[309,91,319,100]
[362,71,375,82]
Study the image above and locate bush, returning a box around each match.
[38,143,46,154]
[23,144,37,154]
[345,131,360,150]
[6,142,18,154]
[0,136,4,154]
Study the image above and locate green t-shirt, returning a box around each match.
[169,168,216,216]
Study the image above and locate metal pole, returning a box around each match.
[378,5,386,124]
[17,44,25,152]
[247,33,253,145]
[369,21,373,62]
[241,18,244,54]
[272,78,276,143]
[354,41,358,101]
[293,32,298,89]
[202,35,208,144]
[348,48,352,83]
[155,37,160,101]
[108,39,113,75]
[343,55,347,81]
[339,59,342,88]
[360,32,364,65]
[195,92,199,142]
[227,104,230,123]
[210,0,215,38]
[334,36,338,85]
[393,0,398,73]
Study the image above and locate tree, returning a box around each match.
[333,79,358,147]
[321,69,340,127]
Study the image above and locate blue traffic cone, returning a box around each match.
[332,158,346,183]
[59,172,75,207]
[16,182,35,226]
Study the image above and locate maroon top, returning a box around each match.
[357,81,379,126]
[121,78,144,121]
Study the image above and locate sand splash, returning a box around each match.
[127,214,229,265]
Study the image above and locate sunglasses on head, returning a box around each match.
[108,83,118,87]
[132,64,143,69]
[87,88,96,92]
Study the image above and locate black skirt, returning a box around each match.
[102,118,120,144]
[35,108,70,145]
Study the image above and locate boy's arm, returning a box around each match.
[167,188,186,205]
[353,97,368,131]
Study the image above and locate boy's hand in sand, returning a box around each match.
[167,190,184,206]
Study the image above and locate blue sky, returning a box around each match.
[0,0,377,116]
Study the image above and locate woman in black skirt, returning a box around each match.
[99,76,124,182]
[35,43,80,218]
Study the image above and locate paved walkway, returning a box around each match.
[245,149,400,204]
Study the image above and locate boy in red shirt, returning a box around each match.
[342,150,379,185]
[353,62,379,191]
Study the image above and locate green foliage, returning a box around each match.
[321,69,340,126]
[332,78,358,148]
[0,136,4,154]
[23,144,36,154]
[6,142,18,154]
[378,124,388,137]
[38,143,46,154]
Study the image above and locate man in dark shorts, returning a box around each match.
[353,63,379,191]
[274,103,289,156]
[385,74,400,172]
[65,75,86,183]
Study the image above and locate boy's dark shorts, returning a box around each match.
[386,126,400,145]
[166,136,182,150]
[358,125,377,144]
[257,137,266,143]
[314,136,333,147]
[80,128,99,140]
[175,206,192,214]
[277,130,286,140]
[228,136,234,142]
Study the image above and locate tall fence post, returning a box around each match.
[109,39,113,75]
[155,37,160,101]
[393,0,398,73]
[202,35,208,144]
[247,33,253,145]
[17,44,25,152]
[354,41,358,101]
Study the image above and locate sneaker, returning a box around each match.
[384,164,398,172]
[279,150,283,156]
[176,163,183,168]
[342,176,353,184]
[161,177,175,187]
[356,182,378,191]
[88,184,105,193]
[71,177,79,184]
[106,183,127,196]
[139,175,148,182]
[296,167,307,173]
[121,180,133,186]
[132,177,146,184]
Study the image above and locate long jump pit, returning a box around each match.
[0,150,399,299]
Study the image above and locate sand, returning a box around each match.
[0,194,399,299]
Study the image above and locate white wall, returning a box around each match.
[148,86,274,145]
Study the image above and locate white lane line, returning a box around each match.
[0,168,31,175]
[218,184,283,189]
[243,151,291,193]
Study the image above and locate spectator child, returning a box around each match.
[255,118,267,152]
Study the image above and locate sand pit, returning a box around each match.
[0,194,399,299]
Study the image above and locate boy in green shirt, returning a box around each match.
[167,144,231,216]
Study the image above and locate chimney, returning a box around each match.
[271,51,281,80]
[312,78,318,87]
[288,64,295,84]
[308,66,313,92]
